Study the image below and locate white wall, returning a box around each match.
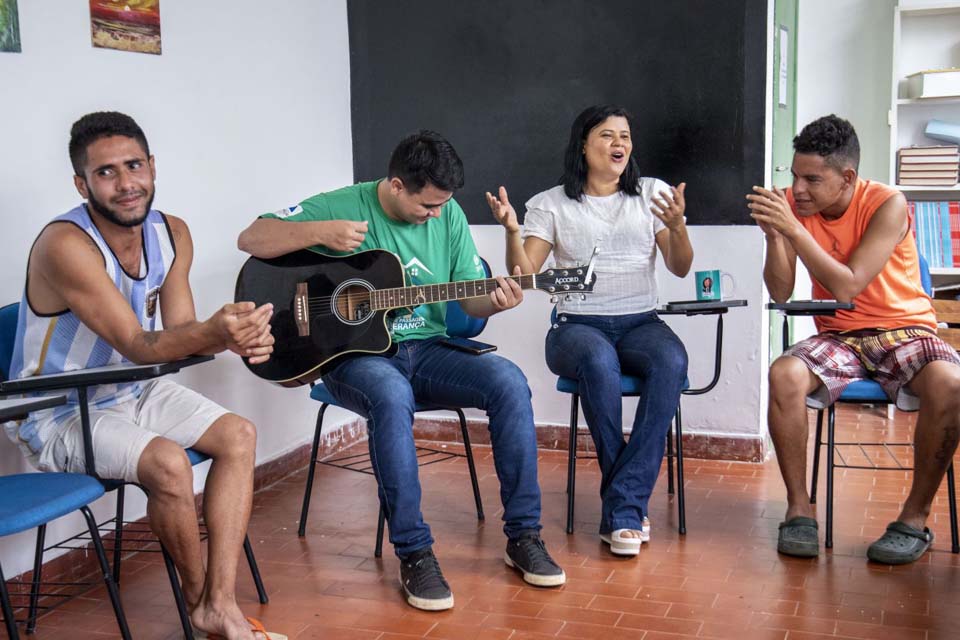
[797,0,895,184]
[0,0,353,576]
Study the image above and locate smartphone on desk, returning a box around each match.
[440,337,497,355]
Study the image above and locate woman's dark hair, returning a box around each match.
[561,104,641,201]
[387,130,465,193]
[69,111,150,176]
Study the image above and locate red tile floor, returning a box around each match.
[15,404,960,639]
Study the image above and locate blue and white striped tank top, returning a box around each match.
[5,205,177,459]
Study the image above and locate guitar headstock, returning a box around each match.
[534,266,596,294]
[534,247,598,295]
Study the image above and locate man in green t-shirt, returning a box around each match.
[238,131,564,611]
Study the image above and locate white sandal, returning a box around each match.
[641,517,651,543]
[600,529,643,556]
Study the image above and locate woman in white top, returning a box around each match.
[487,104,693,556]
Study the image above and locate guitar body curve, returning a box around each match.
[234,249,404,387]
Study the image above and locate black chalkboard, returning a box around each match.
[349,0,766,225]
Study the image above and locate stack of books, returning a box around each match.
[897,145,959,186]
[910,200,960,268]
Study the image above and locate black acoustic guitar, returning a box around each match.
[234,248,596,387]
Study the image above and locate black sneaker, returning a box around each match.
[399,548,454,610]
[504,532,566,587]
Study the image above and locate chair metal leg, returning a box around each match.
[80,507,131,640]
[810,410,823,505]
[25,524,45,633]
[456,409,484,521]
[666,417,675,496]
[112,484,125,585]
[948,462,959,554]
[825,406,836,549]
[298,404,328,537]
[160,543,193,639]
[0,563,19,640]
[243,536,269,604]
[374,505,385,559]
[675,403,687,536]
[566,394,579,535]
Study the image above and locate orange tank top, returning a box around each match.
[785,179,935,333]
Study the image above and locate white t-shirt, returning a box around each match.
[522,178,671,315]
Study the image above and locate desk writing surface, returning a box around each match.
[0,356,213,394]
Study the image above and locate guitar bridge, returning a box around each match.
[295,282,310,336]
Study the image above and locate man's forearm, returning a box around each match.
[786,228,858,301]
[124,321,221,364]
[763,236,795,303]
[237,218,324,258]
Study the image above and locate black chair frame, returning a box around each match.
[298,401,484,558]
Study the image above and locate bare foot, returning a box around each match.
[190,597,261,640]
[618,529,642,539]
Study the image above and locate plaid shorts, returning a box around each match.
[784,327,960,410]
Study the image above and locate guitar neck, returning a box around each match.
[371,274,537,311]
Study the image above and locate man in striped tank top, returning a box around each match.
[6,112,278,640]
[748,115,960,566]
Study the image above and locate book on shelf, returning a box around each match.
[899,171,959,179]
[898,162,960,171]
[898,145,959,158]
[906,69,960,100]
[899,177,959,186]
[900,155,960,165]
[909,201,960,268]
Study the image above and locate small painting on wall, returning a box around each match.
[90,0,161,55]
[0,0,21,53]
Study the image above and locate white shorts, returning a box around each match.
[36,378,229,483]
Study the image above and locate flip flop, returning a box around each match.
[867,521,934,565]
[777,516,819,558]
[600,529,642,556]
[194,616,287,640]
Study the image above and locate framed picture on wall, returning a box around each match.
[90,0,161,55]
[0,0,21,53]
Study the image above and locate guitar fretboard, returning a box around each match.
[371,274,536,310]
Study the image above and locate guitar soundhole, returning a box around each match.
[332,280,375,325]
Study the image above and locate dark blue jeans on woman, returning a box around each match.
[545,311,688,534]
[322,337,543,558]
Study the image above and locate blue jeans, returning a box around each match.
[322,337,542,557]
[545,311,688,534]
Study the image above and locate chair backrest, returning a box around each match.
[0,302,18,383]
[444,257,492,339]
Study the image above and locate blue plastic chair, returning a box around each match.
[779,254,959,552]
[0,302,268,638]
[298,261,493,557]
[0,473,131,639]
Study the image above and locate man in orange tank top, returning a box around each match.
[747,115,960,565]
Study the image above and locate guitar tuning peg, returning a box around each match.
[580,294,587,301]
[564,294,573,302]
[550,295,559,304]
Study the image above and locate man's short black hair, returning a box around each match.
[793,114,860,173]
[69,111,150,176]
[387,130,464,193]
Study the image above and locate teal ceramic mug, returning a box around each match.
[695,269,735,301]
